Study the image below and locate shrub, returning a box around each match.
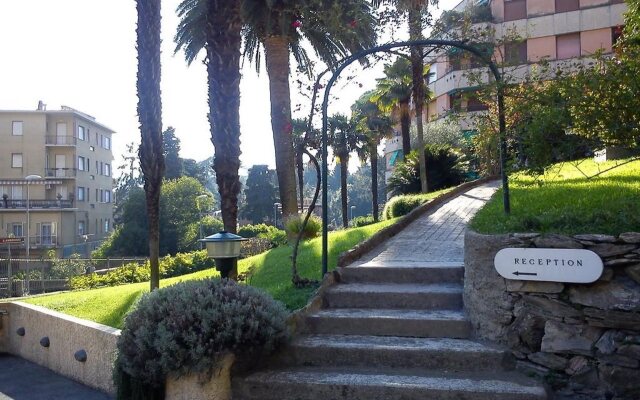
[114,279,289,396]
[284,214,321,240]
[238,223,274,238]
[352,215,375,227]
[240,237,273,258]
[387,144,466,196]
[49,253,90,279]
[180,216,224,252]
[383,193,433,220]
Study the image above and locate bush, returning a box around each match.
[180,216,224,252]
[240,237,273,258]
[352,215,375,227]
[49,253,90,279]
[284,214,321,240]
[238,223,274,238]
[387,144,466,196]
[114,279,288,395]
[383,193,447,220]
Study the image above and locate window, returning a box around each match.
[556,33,581,59]
[96,188,99,202]
[105,190,112,203]
[77,186,85,201]
[428,64,437,84]
[467,95,488,112]
[40,223,53,245]
[612,26,624,46]
[504,0,527,22]
[12,223,23,238]
[505,41,528,65]
[103,163,111,176]
[104,219,110,233]
[89,146,95,152]
[11,153,23,168]
[555,0,579,13]
[78,125,86,141]
[12,121,23,136]
[78,221,85,236]
[96,160,99,174]
[11,186,23,200]
[102,136,111,149]
[78,156,86,171]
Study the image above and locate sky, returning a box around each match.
[0,0,460,172]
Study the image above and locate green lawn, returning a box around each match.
[23,218,397,328]
[470,158,640,235]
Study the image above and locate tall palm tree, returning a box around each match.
[174,1,243,238]
[328,114,359,228]
[241,0,377,222]
[373,0,434,192]
[292,118,320,211]
[352,91,393,222]
[136,0,165,291]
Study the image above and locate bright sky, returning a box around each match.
[0,0,460,171]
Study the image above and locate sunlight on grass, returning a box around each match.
[470,158,640,235]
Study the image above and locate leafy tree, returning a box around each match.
[328,114,359,228]
[242,0,377,221]
[626,0,640,45]
[352,91,393,221]
[162,127,183,180]
[240,165,278,224]
[136,0,165,290]
[114,142,143,225]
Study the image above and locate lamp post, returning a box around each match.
[350,205,356,225]
[24,174,42,295]
[273,202,282,228]
[196,194,210,249]
[200,232,247,279]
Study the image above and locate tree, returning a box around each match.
[163,127,183,180]
[242,0,377,221]
[626,0,640,45]
[175,1,243,244]
[240,165,278,224]
[136,0,165,291]
[352,91,393,221]
[328,114,358,228]
[292,118,320,211]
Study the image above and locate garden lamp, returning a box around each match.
[200,231,247,279]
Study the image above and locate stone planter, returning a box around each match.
[165,354,235,400]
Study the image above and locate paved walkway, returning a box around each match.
[0,355,112,400]
[356,181,500,266]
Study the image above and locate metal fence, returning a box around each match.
[0,257,148,298]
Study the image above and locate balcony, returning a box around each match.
[1,199,74,210]
[45,168,77,178]
[46,136,77,146]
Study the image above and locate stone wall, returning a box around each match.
[464,230,640,399]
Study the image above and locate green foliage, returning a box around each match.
[49,253,90,279]
[114,279,288,391]
[284,214,321,240]
[625,0,640,45]
[240,238,274,258]
[240,165,278,224]
[387,145,466,196]
[239,223,277,238]
[352,215,375,227]
[181,216,224,252]
[383,187,455,220]
[470,158,640,235]
[69,251,214,290]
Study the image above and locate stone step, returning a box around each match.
[233,367,548,400]
[303,308,471,338]
[276,334,513,371]
[338,262,464,284]
[324,283,463,309]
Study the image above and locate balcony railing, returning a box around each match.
[45,168,77,178]
[46,136,77,146]
[1,199,74,209]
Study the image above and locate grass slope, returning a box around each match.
[470,158,640,235]
[24,218,397,328]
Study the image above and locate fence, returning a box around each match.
[0,257,148,298]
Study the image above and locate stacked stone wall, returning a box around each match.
[464,230,640,399]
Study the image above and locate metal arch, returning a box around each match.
[320,39,511,277]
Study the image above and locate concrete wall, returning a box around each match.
[0,301,120,395]
[464,230,640,399]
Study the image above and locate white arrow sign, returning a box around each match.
[494,248,603,283]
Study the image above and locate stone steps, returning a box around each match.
[324,282,463,309]
[274,334,513,371]
[303,308,472,338]
[233,367,548,400]
[337,262,464,284]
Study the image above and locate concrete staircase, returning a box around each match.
[233,262,548,400]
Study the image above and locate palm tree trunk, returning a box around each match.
[296,147,305,211]
[136,0,164,291]
[264,36,298,221]
[340,156,349,228]
[206,3,243,280]
[399,100,411,157]
[370,141,379,222]
[409,4,429,192]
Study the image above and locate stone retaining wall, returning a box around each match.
[464,230,640,399]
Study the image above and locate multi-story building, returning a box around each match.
[0,102,115,258]
[384,0,627,179]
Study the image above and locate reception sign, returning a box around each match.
[494,248,603,283]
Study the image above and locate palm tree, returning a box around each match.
[136,0,165,291]
[328,114,359,228]
[174,2,243,238]
[352,91,393,222]
[292,118,320,211]
[241,0,377,222]
[373,0,433,192]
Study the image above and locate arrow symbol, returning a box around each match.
[513,271,538,276]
